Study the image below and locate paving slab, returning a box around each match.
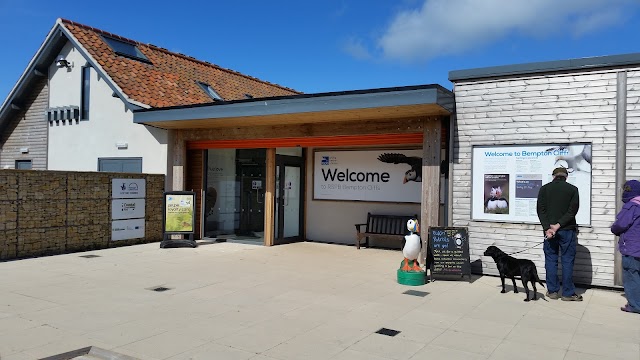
[0,241,638,360]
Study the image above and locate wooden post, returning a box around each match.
[172,130,186,191]
[421,118,441,265]
[264,148,276,246]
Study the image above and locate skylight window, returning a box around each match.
[102,36,150,63]
[197,82,223,101]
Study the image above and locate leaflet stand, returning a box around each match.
[160,191,198,249]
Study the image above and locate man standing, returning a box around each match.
[536,167,582,301]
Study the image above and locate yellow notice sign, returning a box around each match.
[165,194,194,232]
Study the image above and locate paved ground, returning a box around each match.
[0,241,638,360]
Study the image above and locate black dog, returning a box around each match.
[483,245,545,302]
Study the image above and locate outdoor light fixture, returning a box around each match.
[56,56,72,69]
[116,142,128,149]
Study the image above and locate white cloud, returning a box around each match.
[343,37,372,60]
[375,0,636,62]
[571,8,628,37]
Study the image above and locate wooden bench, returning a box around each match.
[355,213,418,249]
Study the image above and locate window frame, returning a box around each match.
[15,160,32,170]
[196,81,223,101]
[81,66,91,120]
[97,157,143,173]
[101,35,151,64]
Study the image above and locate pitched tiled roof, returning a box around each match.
[60,19,301,108]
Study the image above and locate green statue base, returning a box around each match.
[397,259,426,286]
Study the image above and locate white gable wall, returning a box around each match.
[47,42,168,177]
[452,69,632,287]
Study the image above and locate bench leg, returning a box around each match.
[356,234,369,249]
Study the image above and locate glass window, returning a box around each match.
[98,158,142,173]
[102,36,150,63]
[197,82,223,101]
[81,66,91,120]
[204,149,266,243]
[15,160,32,170]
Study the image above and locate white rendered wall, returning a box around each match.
[304,148,420,246]
[47,42,168,176]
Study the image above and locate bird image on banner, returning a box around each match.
[377,153,422,183]
[545,144,592,173]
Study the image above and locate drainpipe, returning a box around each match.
[614,71,627,286]
[448,114,455,227]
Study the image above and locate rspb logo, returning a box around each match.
[321,156,337,165]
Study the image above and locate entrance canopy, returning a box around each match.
[133,85,454,129]
[132,84,454,247]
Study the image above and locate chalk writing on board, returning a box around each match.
[429,227,470,277]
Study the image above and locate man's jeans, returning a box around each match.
[622,255,640,312]
[544,229,577,296]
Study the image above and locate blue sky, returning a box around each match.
[1,0,640,101]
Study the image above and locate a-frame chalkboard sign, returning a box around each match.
[428,227,471,281]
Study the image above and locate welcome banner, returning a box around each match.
[313,149,422,203]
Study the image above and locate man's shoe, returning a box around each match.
[546,291,560,300]
[561,294,583,301]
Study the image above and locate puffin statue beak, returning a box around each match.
[403,177,408,184]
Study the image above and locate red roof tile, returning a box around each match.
[60,19,301,108]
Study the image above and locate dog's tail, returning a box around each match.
[533,267,545,288]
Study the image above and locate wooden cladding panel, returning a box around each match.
[185,118,449,150]
[182,118,425,141]
[453,70,619,287]
[185,149,204,239]
[0,77,49,169]
[187,133,424,150]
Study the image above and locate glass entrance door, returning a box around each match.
[275,154,304,244]
[203,149,266,244]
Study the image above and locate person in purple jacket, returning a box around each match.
[611,179,640,314]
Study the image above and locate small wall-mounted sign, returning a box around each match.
[252,180,263,190]
[112,218,145,241]
[112,179,146,199]
[111,198,145,220]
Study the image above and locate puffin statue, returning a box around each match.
[401,218,422,272]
